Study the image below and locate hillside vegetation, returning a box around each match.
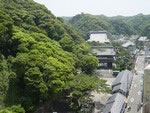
[0,0,109,112]
[64,13,150,39]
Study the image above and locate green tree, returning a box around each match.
[0,105,25,113]
[141,24,150,38]
[0,55,10,107]
[65,74,109,112]
[112,42,133,71]
[78,55,99,74]
[0,11,13,56]
[7,29,76,111]
[59,34,75,52]
[69,13,113,39]
[0,0,110,112]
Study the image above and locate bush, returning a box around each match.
[0,105,25,113]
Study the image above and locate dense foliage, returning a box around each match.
[0,105,25,113]
[0,55,10,108]
[68,13,113,39]
[0,0,109,112]
[65,74,109,112]
[64,13,150,39]
[141,24,150,38]
[112,42,134,71]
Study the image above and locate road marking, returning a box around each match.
[130,98,134,102]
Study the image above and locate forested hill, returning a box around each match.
[0,0,109,113]
[63,13,150,39]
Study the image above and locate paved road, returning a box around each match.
[125,55,144,113]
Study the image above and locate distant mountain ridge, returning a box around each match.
[63,13,150,39]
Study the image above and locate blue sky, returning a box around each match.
[34,0,150,17]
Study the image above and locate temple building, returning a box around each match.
[88,31,115,69]
[92,46,116,69]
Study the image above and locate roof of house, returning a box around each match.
[112,70,133,92]
[138,36,147,41]
[92,48,116,56]
[88,31,110,43]
[112,71,124,85]
[92,46,114,49]
[112,83,127,93]
[122,41,135,48]
[90,31,107,33]
[145,64,150,70]
[112,70,132,85]
[103,93,126,113]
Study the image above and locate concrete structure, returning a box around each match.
[143,65,150,113]
[88,31,110,43]
[92,46,116,69]
[112,70,133,96]
[144,65,150,103]
[103,93,126,113]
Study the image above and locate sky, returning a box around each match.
[34,0,150,17]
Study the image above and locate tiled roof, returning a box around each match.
[88,32,110,43]
[103,93,126,113]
